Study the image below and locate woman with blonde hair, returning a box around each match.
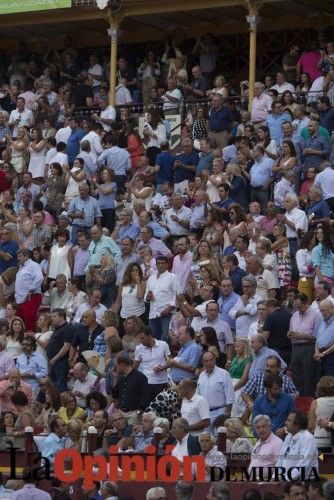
[65,419,83,451]
[113,262,146,323]
[225,417,253,453]
[191,239,221,287]
[86,253,116,308]
[35,312,53,358]
[8,127,29,175]
[309,376,334,451]
[58,391,86,423]
[207,75,228,98]
[93,309,119,356]
[229,339,253,417]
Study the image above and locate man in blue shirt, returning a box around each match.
[154,141,175,192]
[218,277,240,329]
[318,96,334,134]
[208,94,233,148]
[67,116,85,164]
[174,139,199,194]
[41,416,66,466]
[301,118,331,174]
[253,373,295,436]
[315,299,334,376]
[212,182,234,222]
[196,138,214,173]
[306,185,330,227]
[161,326,202,384]
[249,145,274,210]
[266,100,292,142]
[0,225,19,273]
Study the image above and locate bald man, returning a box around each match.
[72,362,97,408]
[0,368,34,413]
[70,309,103,363]
[314,299,334,376]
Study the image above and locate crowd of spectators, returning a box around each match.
[0,31,333,499]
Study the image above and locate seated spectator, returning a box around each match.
[0,368,34,414]
[8,391,34,439]
[198,431,227,481]
[86,391,108,420]
[41,416,67,466]
[58,391,86,423]
[308,376,334,451]
[65,419,83,452]
[249,414,283,478]
[104,410,133,449]
[72,362,97,408]
[224,417,253,453]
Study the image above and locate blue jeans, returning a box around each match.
[149,315,172,341]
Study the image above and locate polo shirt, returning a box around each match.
[181,393,210,436]
[253,392,295,432]
[174,152,199,183]
[135,340,170,384]
[306,199,330,220]
[214,197,234,221]
[46,322,74,360]
[72,323,104,352]
[209,106,233,132]
[171,340,203,383]
[263,308,292,352]
[155,151,175,184]
[0,240,19,273]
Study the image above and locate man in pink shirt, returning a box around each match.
[251,82,272,125]
[0,368,34,413]
[172,237,193,293]
[297,48,322,83]
[249,414,283,478]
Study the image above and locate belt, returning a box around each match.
[210,406,225,411]
[293,341,315,347]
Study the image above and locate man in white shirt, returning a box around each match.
[72,362,97,408]
[171,418,201,464]
[198,432,227,481]
[278,192,308,278]
[80,122,103,164]
[271,71,295,94]
[73,289,107,324]
[88,54,104,94]
[115,79,133,106]
[179,379,210,436]
[93,97,116,132]
[197,351,234,433]
[246,256,279,300]
[314,161,334,210]
[276,410,318,480]
[163,193,192,237]
[229,275,262,338]
[55,121,71,145]
[50,142,69,169]
[162,77,182,112]
[146,256,180,341]
[8,96,33,137]
[135,325,170,401]
[274,170,296,211]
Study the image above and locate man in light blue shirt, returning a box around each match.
[86,225,121,271]
[16,335,48,394]
[161,326,202,384]
[249,334,287,379]
[315,299,334,376]
[249,145,274,210]
[41,416,66,466]
[266,100,292,142]
[68,183,102,244]
[114,208,140,243]
[217,278,240,329]
[97,134,131,191]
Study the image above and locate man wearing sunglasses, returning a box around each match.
[16,335,48,396]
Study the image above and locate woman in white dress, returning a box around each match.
[28,127,47,180]
[9,127,29,175]
[113,262,146,322]
[64,157,86,203]
[127,174,153,211]
[205,157,225,202]
[47,228,73,281]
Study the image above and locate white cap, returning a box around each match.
[88,426,98,434]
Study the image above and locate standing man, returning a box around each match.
[67,117,85,165]
[163,193,192,238]
[314,299,334,376]
[85,225,121,270]
[97,134,131,191]
[289,292,321,396]
[218,277,240,330]
[248,145,274,210]
[93,97,116,133]
[197,351,234,432]
[179,379,210,436]
[68,182,102,245]
[8,96,33,137]
[135,325,170,401]
[46,309,74,392]
[114,237,140,285]
[172,237,193,293]
[229,275,262,338]
[251,82,272,127]
[266,100,292,143]
[146,256,180,341]
[173,139,198,194]
[207,94,233,148]
[0,225,19,274]
[301,118,331,174]
[318,96,334,134]
[282,45,300,83]
[15,249,43,332]
[262,299,292,365]
[111,352,150,425]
